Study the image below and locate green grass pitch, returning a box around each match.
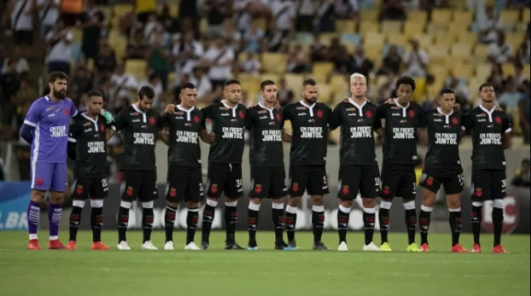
[0,231,529,296]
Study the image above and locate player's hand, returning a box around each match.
[274,101,281,110]
[101,109,114,124]
[209,133,216,143]
[495,105,503,112]
[385,98,396,105]
[453,103,461,111]
[164,104,175,114]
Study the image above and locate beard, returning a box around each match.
[53,88,67,100]
[304,96,317,104]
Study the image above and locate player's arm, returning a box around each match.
[375,104,386,138]
[67,121,82,160]
[158,129,170,145]
[282,129,292,142]
[20,100,42,144]
[282,105,293,142]
[416,107,428,145]
[199,110,215,144]
[328,104,342,131]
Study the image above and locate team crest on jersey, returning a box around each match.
[238,110,245,119]
[451,117,459,125]
[382,186,390,196]
[100,123,105,132]
[408,110,415,118]
[426,176,434,186]
[475,188,483,197]
[169,188,177,198]
[365,110,373,118]
[341,185,350,195]
[254,184,263,194]
[64,109,70,116]
[75,185,83,195]
[149,117,156,125]
[495,116,502,124]
[292,183,299,192]
[275,113,282,122]
[316,110,324,118]
[210,184,218,193]
[126,186,134,196]
[36,178,44,186]
[193,115,200,123]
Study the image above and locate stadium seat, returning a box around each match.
[451,63,474,79]
[238,73,260,83]
[294,33,315,45]
[524,8,530,23]
[429,45,451,64]
[240,80,261,96]
[506,33,524,49]
[98,6,112,26]
[70,28,83,43]
[456,31,478,44]
[414,34,434,48]
[386,34,408,47]
[87,59,94,71]
[319,33,338,46]
[261,53,287,75]
[318,84,333,104]
[359,21,380,36]
[260,74,281,85]
[330,74,348,94]
[499,10,520,24]
[502,63,516,77]
[108,31,127,61]
[343,43,356,54]
[363,43,384,62]
[336,20,356,34]
[451,43,474,59]
[340,33,362,47]
[475,63,493,81]
[359,9,379,22]
[404,20,425,37]
[364,32,385,46]
[113,4,134,17]
[431,9,453,24]
[407,10,428,25]
[434,31,457,46]
[524,64,531,80]
[453,10,474,28]
[284,74,305,94]
[157,3,179,17]
[381,21,403,34]
[253,18,268,31]
[312,62,334,82]
[426,23,448,34]
[473,44,490,62]
[125,59,147,80]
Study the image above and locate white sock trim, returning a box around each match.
[312,205,325,212]
[206,199,218,207]
[142,201,154,208]
[272,202,284,210]
[403,201,416,210]
[248,202,261,211]
[188,208,199,212]
[72,200,86,208]
[421,205,433,212]
[448,207,461,212]
[225,201,238,207]
[339,205,351,213]
[29,234,38,240]
[285,205,297,214]
[380,201,392,210]
[90,199,103,208]
[49,236,59,240]
[120,201,132,209]
[492,199,504,209]
[472,201,484,207]
[362,207,376,214]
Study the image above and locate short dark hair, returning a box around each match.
[138,86,155,100]
[260,80,276,91]
[87,90,103,99]
[479,82,494,91]
[440,88,455,95]
[303,78,317,87]
[224,79,241,87]
[396,75,416,91]
[181,83,196,90]
[48,71,69,83]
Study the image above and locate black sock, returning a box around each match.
[363,210,376,246]
[187,209,199,245]
[379,208,390,244]
[90,207,103,243]
[142,208,154,243]
[165,205,177,242]
[406,209,417,244]
[449,210,462,246]
[493,207,503,247]
[312,209,325,243]
[225,205,238,243]
[201,204,216,243]
[118,207,130,243]
[248,208,259,246]
[419,209,432,245]
[69,206,83,241]
[272,208,285,242]
[337,208,350,243]
[286,210,297,242]
[471,205,482,245]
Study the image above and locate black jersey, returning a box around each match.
[283,101,332,165]
[463,105,512,170]
[377,100,427,165]
[329,99,381,166]
[202,101,247,164]
[424,108,463,171]
[68,113,110,177]
[162,106,204,167]
[113,104,163,171]
[245,103,285,167]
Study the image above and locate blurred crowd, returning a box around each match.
[0,0,529,144]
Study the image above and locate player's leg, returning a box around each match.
[379,163,400,250]
[337,166,359,251]
[247,167,269,250]
[399,165,419,251]
[27,162,53,249]
[184,166,203,250]
[491,170,508,253]
[201,163,228,249]
[117,170,141,250]
[308,165,330,250]
[417,170,442,251]
[89,198,110,250]
[48,163,69,249]
[224,163,244,249]
[470,169,490,252]
[360,165,381,251]
[269,166,289,249]
[444,172,466,252]
[164,166,186,250]
[286,164,309,248]
[68,178,90,249]
[139,170,159,250]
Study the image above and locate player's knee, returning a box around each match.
[446,196,461,209]
[167,201,179,208]
[50,192,64,204]
[422,196,436,207]
[288,196,301,207]
[225,197,238,204]
[361,198,375,208]
[250,198,261,205]
[311,195,324,205]
[31,191,45,203]
[187,201,199,209]
[271,198,285,205]
[341,200,354,208]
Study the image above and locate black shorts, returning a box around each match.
[206,163,243,198]
[420,167,464,195]
[338,165,380,200]
[471,169,507,201]
[166,166,204,203]
[249,166,288,199]
[71,176,109,200]
[380,163,417,200]
[289,164,329,196]
[13,30,33,46]
[121,170,158,202]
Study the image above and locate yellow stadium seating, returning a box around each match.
[113,4,134,17]
[408,10,428,25]
[524,9,530,23]
[473,44,490,62]
[330,74,348,94]
[336,20,356,34]
[381,21,403,34]
[387,34,409,47]
[344,43,356,54]
[434,31,457,45]
[70,28,83,43]
[318,84,333,104]
[108,31,127,61]
[363,43,384,62]
[524,64,531,80]
[260,74,281,85]
[451,64,474,78]
[319,33,339,46]
[453,10,474,27]
[360,9,379,22]
[359,21,380,36]
[125,59,147,80]
[364,32,385,46]
[240,80,261,96]
[506,33,525,49]
[98,6,112,26]
[414,34,434,48]
[475,63,493,81]
[499,10,520,24]
[456,31,478,44]
[87,59,94,71]
[429,45,451,64]
[312,62,334,82]
[431,9,453,24]
[238,73,260,83]
[426,23,448,34]
[451,43,474,59]
[427,84,442,99]
[502,63,516,77]
[284,74,304,94]
[404,20,425,37]
[261,53,287,75]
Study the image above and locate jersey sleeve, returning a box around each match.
[502,113,512,134]
[376,104,387,121]
[112,109,127,131]
[372,106,382,130]
[245,107,254,130]
[24,100,42,127]
[328,104,342,130]
[69,99,78,117]
[418,106,428,128]
[202,104,213,120]
[68,119,83,143]
[283,105,292,122]
[155,113,164,131]
[462,111,474,131]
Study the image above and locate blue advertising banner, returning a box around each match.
[0,182,31,230]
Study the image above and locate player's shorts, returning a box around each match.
[249,166,288,199]
[338,165,380,200]
[289,164,329,196]
[420,167,464,195]
[166,166,204,203]
[380,163,416,200]
[206,163,243,199]
[471,169,507,201]
[71,176,109,200]
[31,162,67,192]
[121,170,158,202]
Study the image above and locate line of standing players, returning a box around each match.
[64,73,512,253]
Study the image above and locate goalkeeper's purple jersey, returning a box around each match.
[23,96,78,164]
